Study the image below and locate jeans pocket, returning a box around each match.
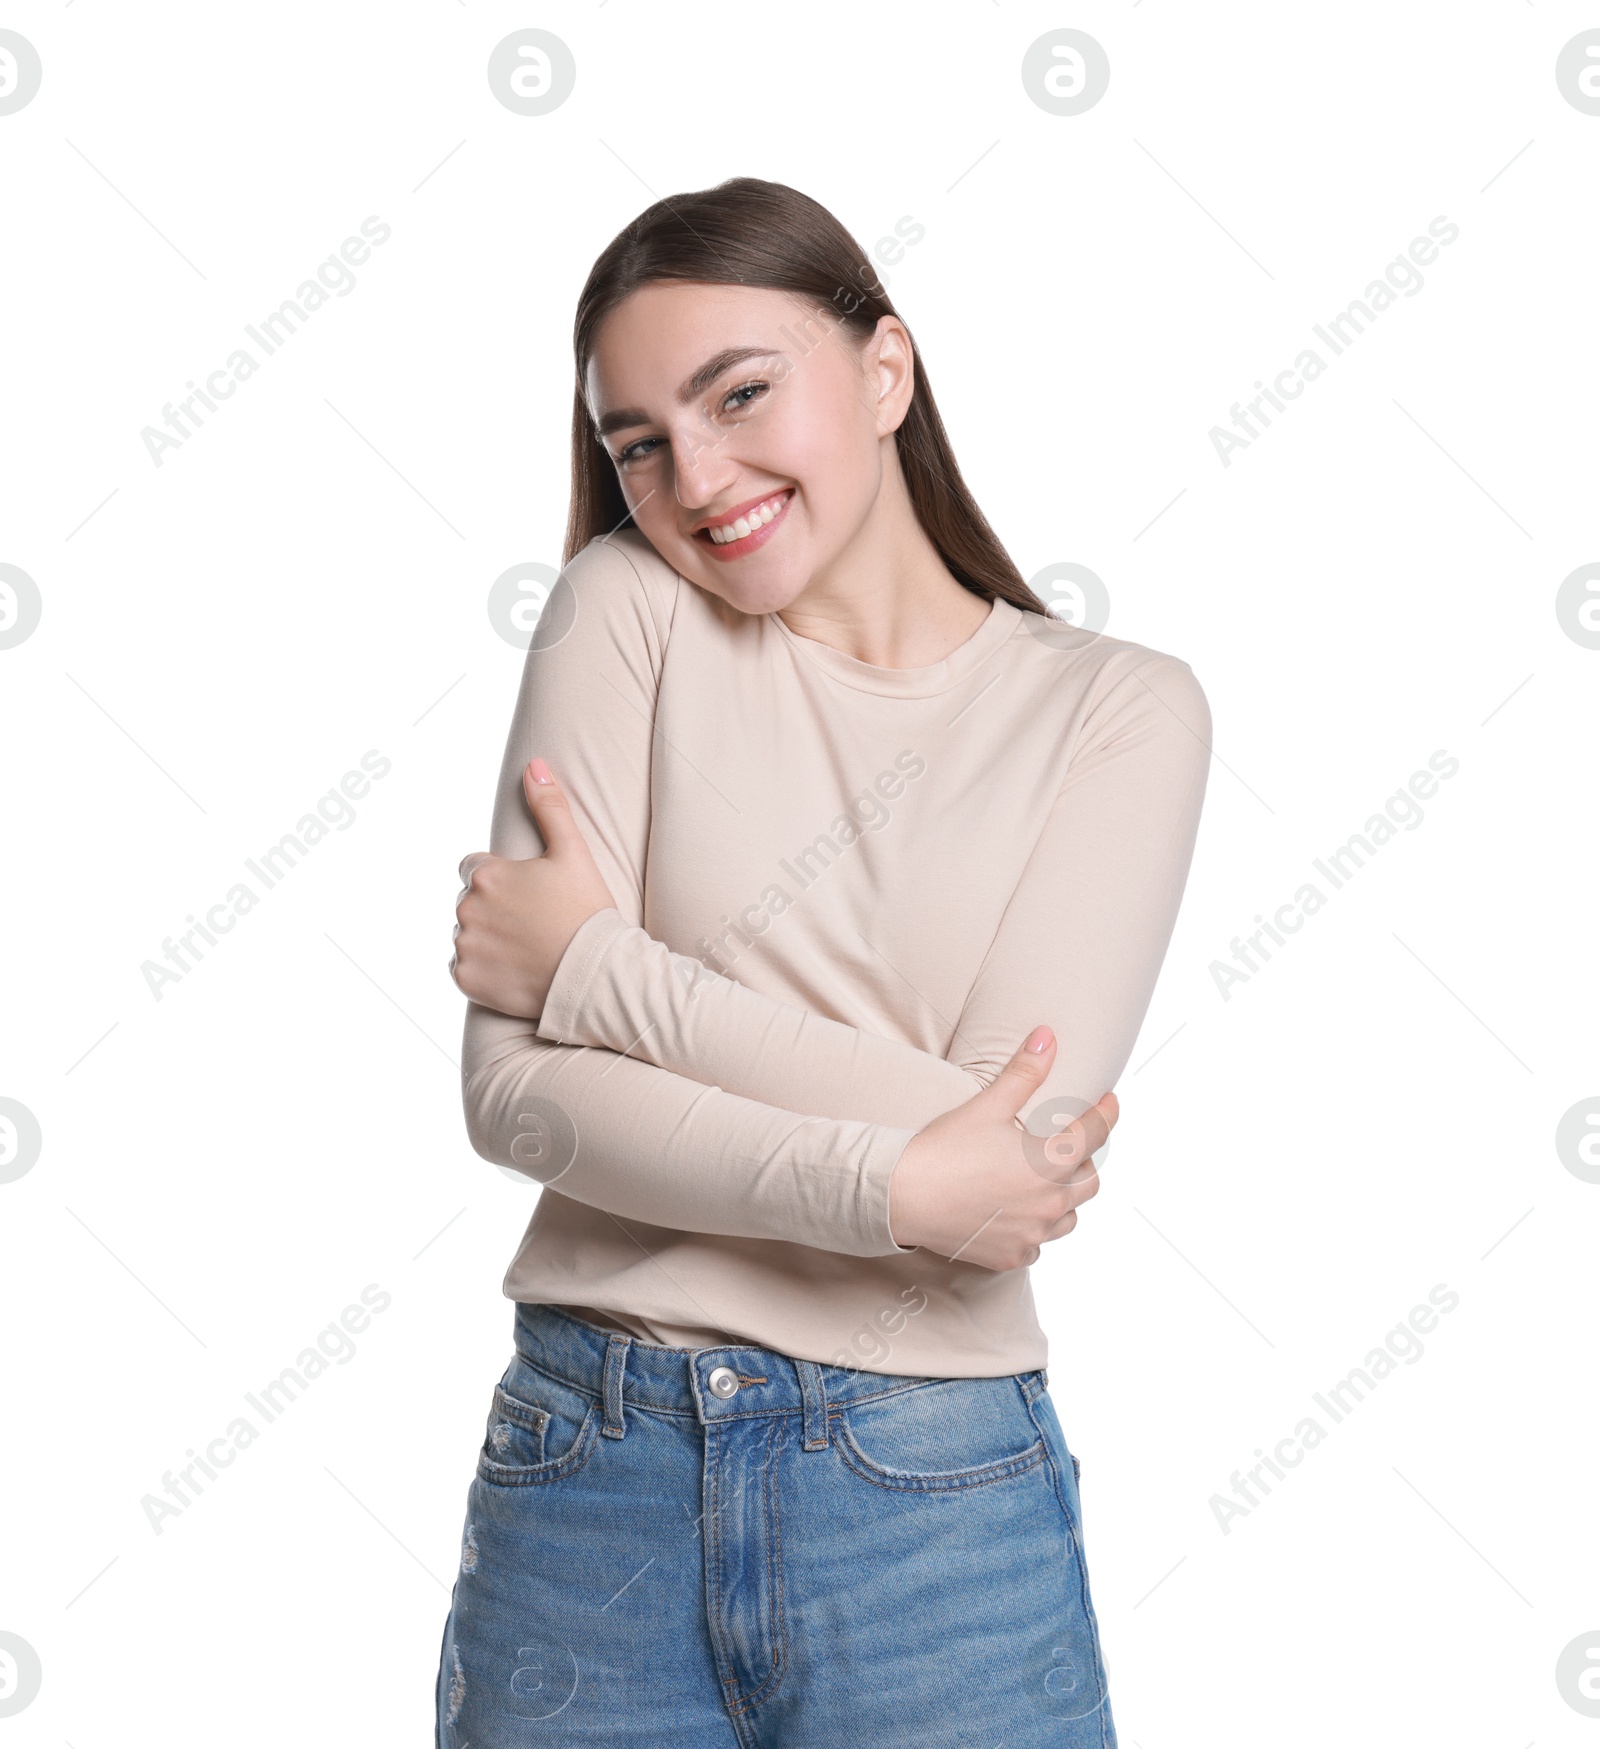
[833,1377,1046,1493]
[477,1361,600,1486]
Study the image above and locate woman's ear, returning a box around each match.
[867,315,917,436]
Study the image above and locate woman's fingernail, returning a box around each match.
[528,757,553,785]
[1025,1025,1052,1053]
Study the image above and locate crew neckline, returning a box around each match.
[768,594,1021,698]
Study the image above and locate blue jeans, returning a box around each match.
[435,1302,1116,1746]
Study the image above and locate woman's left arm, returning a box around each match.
[940,653,1212,1133]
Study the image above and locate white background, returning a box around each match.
[2,2,1596,1743]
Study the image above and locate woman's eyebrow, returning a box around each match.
[595,346,782,437]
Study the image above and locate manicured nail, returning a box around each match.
[1025,1025,1052,1053]
[528,757,553,785]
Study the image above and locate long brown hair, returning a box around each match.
[564,176,1050,617]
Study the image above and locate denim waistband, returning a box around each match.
[512,1301,1049,1444]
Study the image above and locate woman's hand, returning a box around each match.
[450,757,618,1019]
[887,1025,1116,1272]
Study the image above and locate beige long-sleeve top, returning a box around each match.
[461,528,1211,1377]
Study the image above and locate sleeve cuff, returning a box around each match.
[858,1123,920,1256]
[535,906,631,1044]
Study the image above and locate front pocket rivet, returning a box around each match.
[707,1365,740,1399]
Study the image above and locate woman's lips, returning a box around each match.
[694,489,793,561]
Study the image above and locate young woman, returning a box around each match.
[440,176,1210,1746]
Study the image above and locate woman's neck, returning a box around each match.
[775,453,992,670]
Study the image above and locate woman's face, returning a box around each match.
[584,281,905,616]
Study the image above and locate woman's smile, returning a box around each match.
[692,487,795,561]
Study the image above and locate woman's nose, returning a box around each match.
[671,424,740,510]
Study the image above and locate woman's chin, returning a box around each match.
[687,557,808,618]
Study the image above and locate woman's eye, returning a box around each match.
[615,436,660,466]
[722,380,768,413]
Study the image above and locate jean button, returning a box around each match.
[706,1365,740,1399]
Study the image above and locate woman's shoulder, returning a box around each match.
[999,614,1212,777]
[563,525,680,605]
[552,526,696,656]
[1007,610,1207,715]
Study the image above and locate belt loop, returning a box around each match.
[601,1332,631,1439]
[794,1358,829,1451]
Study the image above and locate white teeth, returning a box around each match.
[706,492,787,543]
